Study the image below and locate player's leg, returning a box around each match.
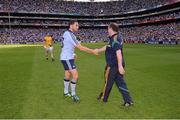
[44,47,48,60]
[101,66,116,102]
[69,68,80,102]
[49,46,55,62]
[115,73,133,106]
[64,70,71,96]
[61,60,72,97]
[69,68,78,96]
[66,59,79,102]
[97,65,110,100]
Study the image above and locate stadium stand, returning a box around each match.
[0,0,179,44]
[0,0,177,15]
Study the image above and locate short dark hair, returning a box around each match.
[109,23,119,32]
[69,20,78,27]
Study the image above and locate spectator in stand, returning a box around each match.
[0,0,177,15]
[0,22,179,44]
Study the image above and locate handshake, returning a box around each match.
[90,45,107,55]
[79,44,106,56]
[92,49,99,55]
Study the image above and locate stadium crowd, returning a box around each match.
[1,11,179,26]
[0,22,179,44]
[0,0,178,15]
[0,0,179,45]
[121,23,179,44]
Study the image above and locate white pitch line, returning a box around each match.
[0,44,42,49]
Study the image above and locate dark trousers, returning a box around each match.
[101,65,132,103]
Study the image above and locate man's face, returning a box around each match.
[71,22,79,32]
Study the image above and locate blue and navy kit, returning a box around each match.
[105,33,125,68]
[99,32,133,104]
[61,59,76,70]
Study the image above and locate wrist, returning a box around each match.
[118,64,123,68]
[91,49,94,53]
[97,49,100,53]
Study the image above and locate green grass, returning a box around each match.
[0,43,180,119]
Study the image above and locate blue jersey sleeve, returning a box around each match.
[112,41,121,51]
[112,33,123,51]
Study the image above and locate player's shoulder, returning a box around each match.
[44,36,48,40]
[112,34,123,47]
[115,33,123,44]
[117,32,123,39]
[63,30,70,37]
[112,39,120,47]
[64,30,72,35]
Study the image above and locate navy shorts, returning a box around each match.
[61,59,76,70]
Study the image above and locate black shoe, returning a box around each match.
[97,92,103,101]
[123,102,134,107]
[52,58,55,62]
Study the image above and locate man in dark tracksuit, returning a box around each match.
[96,23,133,106]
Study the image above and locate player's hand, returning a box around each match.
[93,49,99,55]
[73,53,78,60]
[118,66,125,75]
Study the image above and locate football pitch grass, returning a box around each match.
[0,43,180,119]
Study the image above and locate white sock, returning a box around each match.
[71,79,77,96]
[64,79,70,94]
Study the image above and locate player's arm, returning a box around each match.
[68,33,98,55]
[96,45,107,54]
[76,44,98,55]
[43,38,46,48]
[112,35,125,75]
[116,49,125,75]
[51,38,54,46]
